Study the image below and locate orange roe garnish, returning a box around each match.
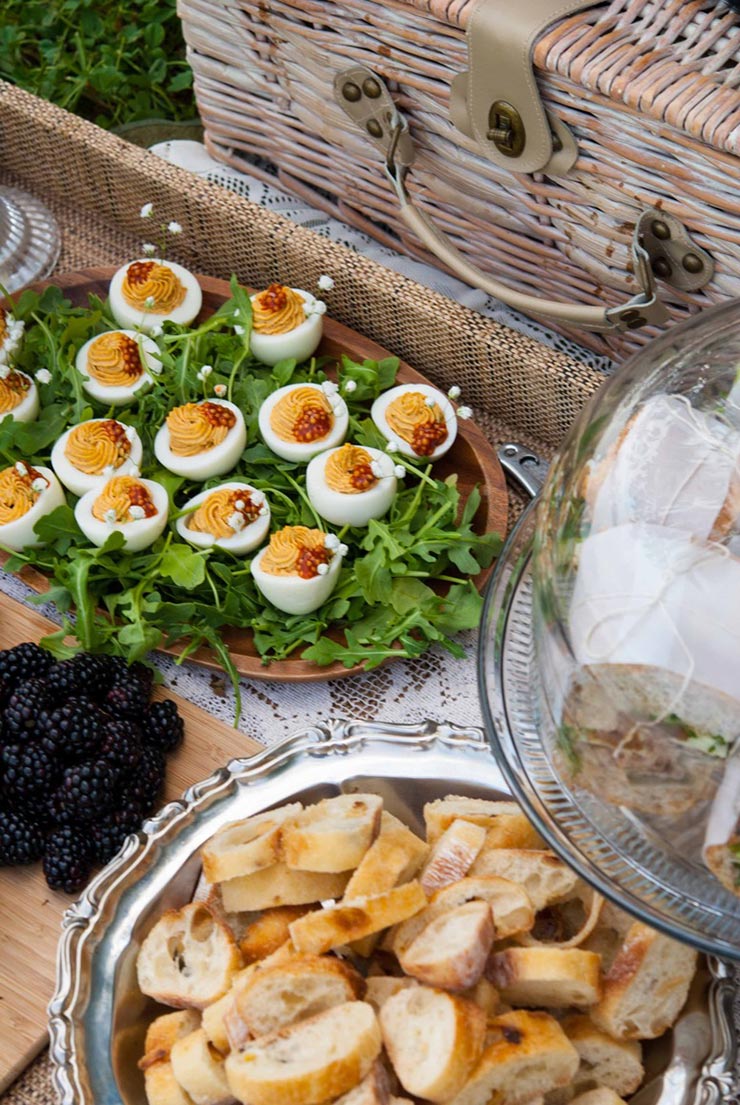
[257,284,289,313]
[293,403,332,443]
[201,402,237,430]
[126,260,156,286]
[350,462,376,491]
[296,544,332,579]
[411,421,448,457]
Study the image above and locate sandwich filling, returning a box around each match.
[270,386,333,445]
[167,402,237,457]
[121,261,186,313]
[324,444,377,494]
[385,391,448,456]
[65,420,132,475]
[252,284,306,335]
[260,526,332,579]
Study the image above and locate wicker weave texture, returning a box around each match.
[180,0,740,357]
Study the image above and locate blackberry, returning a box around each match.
[68,653,112,702]
[99,718,143,777]
[124,746,165,813]
[43,826,93,893]
[2,741,62,801]
[0,642,52,685]
[0,808,45,865]
[3,677,53,740]
[38,697,105,761]
[91,806,143,865]
[54,759,116,822]
[45,659,88,703]
[104,661,154,719]
[140,700,184,754]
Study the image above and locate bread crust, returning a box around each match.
[282,794,383,873]
[202,804,302,883]
[140,1010,202,1069]
[420,819,487,895]
[399,900,494,991]
[288,881,427,955]
[562,1014,643,1096]
[137,903,242,1009]
[234,953,365,1036]
[170,1028,234,1105]
[219,862,350,913]
[486,947,602,1008]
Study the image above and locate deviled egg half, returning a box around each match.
[154,399,247,479]
[51,419,143,496]
[250,284,324,367]
[108,259,203,333]
[251,525,345,615]
[75,475,168,552]
[306,443,398,527]
[0,368,38,423]
[259,382,348,462]
[0,463,65,551]
[176,482,270,553]
[372,383,457,461]
[76,330,159,406]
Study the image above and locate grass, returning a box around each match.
[0,0,197,129]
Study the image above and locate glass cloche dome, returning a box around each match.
[479,300,740,959]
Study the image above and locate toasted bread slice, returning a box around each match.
[420,819,487,895]
[139,1011,202,1069]
[462,977,500,1015]
[170,1028,234,1105]
[239,905,314,964]
[201,993,235,1057]
[591,922,697,1039]
[224,1000,382,1105]
[219,862,349,913]
[399,900,494,991]
[518,883,604,949]
[288,881,427,955]
[487,947,602,1008]
[282,794,383,873]
[570,1092,627,1105]
[447,1009,579,1105]
[332,1061,390,1105]
[562,1015,643,1096]
[424,798,541,849]
[365,975,418,1013]
[144,1061,195,1105]
[380,985,486,1103]
[202,804,302,883]
[234,952,365,1035]
[470,849,579,912]
[137,903,242,1009]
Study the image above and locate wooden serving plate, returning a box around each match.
[0,591,263,1093]
[1,269,508,683]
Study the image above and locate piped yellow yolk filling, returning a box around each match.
[188,489,260,539]
[252,284,306,335]
[260,525,331,579]
[386,391,448,457]
[92,476,156,523]
[324,444,378,494]
[65,420,131,475]
[167,402,236,457]
[121,261,186,313]
[87,332,143,387]
[270,386,333,445]
[0,464,46,524]
[0,371,30,414]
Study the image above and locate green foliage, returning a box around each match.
[0,0,196,128]
[3,283,502,711]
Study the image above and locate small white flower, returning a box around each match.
[343,379,357,393]
[129,505,146,520]
[228,512,245,532]
[338,543,348,557]
[321,380,338,396]
[234,324,245,336]
[317,562,329,576]
[31,477,46,493]
[168,221,182,234]
[457,405,473,420]
[213,383,227,398]
[235,499,245,511]
[386,438,400,453]
[0,364,10,379]
[318,274,335,291]
[103,508,117,524]
[142,242,156,256]
[424,396,436,408]
[258,505,269,516]
[324,533,340,550]
[370,461,383,478]
[448,385,461,400]
[15,462,27,476]
[144,296,155,310]
[35,369,52,385]
[200,364,213,377]
[394,464,406,479]
[140,203,154,219]
[251,490,264,505]
[233,309,240,318]
[313,299,327,316]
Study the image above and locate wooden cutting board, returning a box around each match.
[0,593,263,1092]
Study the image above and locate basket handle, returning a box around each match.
[334,66,670,334]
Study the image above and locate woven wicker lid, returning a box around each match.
[402,0,740,157]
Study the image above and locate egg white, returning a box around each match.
[76,331,159,406]
[306,446,397,527]
[0,371,39,423]
[51,420,143,497]
[249,289,323,367]
[258,383,348,463]
[0,466,66,551]
[175,481,271,553]
[154,399,247,479]
[251,538,343,615]
[74,477,169,552]
[108,259,203,333]
[371,383,458,461]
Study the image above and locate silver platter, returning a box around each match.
[48,720,739,1105]
[0,186,61,293]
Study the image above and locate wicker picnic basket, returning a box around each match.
[179,0,740,358]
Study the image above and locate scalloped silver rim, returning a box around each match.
[46,719,738,1105]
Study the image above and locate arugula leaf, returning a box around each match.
[159,544,207,590]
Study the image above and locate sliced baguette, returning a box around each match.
[201,993,235,1057]
[234,953,365,1035]
[518,883,604,950]
[562,1014,643,1095]
[570,1092,627,1105]
[224,1000,381,1105]
[202,804,302,883]
[170,1028,234,1105]
[282,794,383,872]
[470,849,579,912]
[379,985,486,1103]
[590,922,697,1039]
[462,977,500,1015]
[239,904,314,964]
[399,900,494,991]
[447,1009,579,1105]
[137,903,241,1009]
[365,975,418,1013]
[144,1061,195,1105]
[219,862,349,913]
[288,881,427,955]
[140,1010,202,1069]
[424,798,541,849]
[420,819,487,895]
[332,1060,390,1105]
[487,947,602,1008]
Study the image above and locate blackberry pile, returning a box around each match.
[0,643,184,893]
